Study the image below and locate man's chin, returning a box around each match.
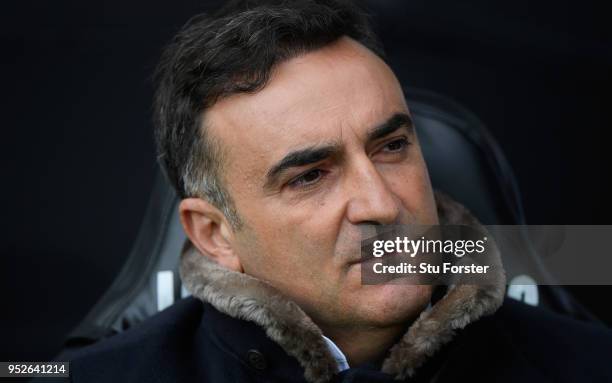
[348,283,433,327]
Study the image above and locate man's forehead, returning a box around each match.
[203,37,407,183]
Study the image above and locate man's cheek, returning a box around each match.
[381,166,419,196]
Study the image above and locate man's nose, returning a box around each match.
[345,159,400,225]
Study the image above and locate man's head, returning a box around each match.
[155,0,438,332]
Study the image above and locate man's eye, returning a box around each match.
[288,169,324,188]
[382,138,409,153]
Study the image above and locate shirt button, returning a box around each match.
[246,349,267,371]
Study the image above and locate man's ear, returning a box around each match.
[179,198,243,272]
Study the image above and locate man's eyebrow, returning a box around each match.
[264,143,341,189]
[366,113,414,142]
[263,113,412,190]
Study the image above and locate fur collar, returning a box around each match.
[180,191,506,382]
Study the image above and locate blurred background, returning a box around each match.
[1,0,611,362]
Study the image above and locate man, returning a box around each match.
[52,1,612,382]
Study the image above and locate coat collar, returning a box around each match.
[180,191,506,382]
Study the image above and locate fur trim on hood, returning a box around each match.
[180,191,506,382]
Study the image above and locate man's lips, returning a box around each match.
[346,253,387,266]
[347,258,365,266]
[346,250,406,267]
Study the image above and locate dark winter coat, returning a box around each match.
[39,193,612,382]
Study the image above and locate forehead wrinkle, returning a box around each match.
[203,37,410,199]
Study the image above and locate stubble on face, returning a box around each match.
[203,36,438,330]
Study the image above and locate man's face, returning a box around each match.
[205,37,438,329]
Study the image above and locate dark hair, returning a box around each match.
[153,0,384,228]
